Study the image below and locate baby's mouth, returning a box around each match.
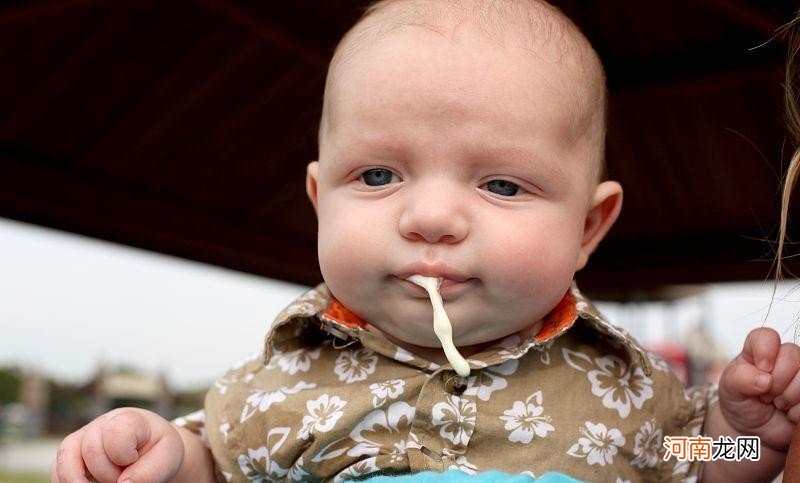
[396,276,473,300]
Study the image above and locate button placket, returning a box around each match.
[409,369,444,472]
[444,373,468,395]
[410,367,480,470]
[430,370,477,458]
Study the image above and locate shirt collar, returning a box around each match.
[264,282,651,376]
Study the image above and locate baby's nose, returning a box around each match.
[398,186,469,244]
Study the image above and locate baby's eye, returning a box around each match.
[361,168,400,186]
[482,179,520,196]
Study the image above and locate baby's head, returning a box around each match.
[305,0,623,357]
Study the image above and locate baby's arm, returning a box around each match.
[701,328,800,482]
[51,407,215,483]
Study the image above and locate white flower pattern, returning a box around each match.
[446,452,478,475]
[563,348,654,418]
[298,394,347,440]
[684,385,716,437]
[631,419,663,468]
[237,428,291,482]
[220,422,230,443]
[214,378,232,395]
[174,410,207,442]
[567,421,626,466]
[432,394,477,447]
[463,359,519,401]
[271,347,321,375]
[387,432,420,463]
[347,402,417,457]
[335,348,378,383]
[529,340,555,365]
[287,456,310,481]
[647,351,671,373]
[240,381,316,423]
[369,379,405,408]
[499,390,555,443]
[333,457,380,482]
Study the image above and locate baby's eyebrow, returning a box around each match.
[333,135,408,160]
[465,145,567,183]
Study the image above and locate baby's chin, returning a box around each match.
[369,317,506,349]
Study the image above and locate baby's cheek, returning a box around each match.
[317,214,385,288]
[491,237,576,298]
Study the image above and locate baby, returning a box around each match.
[51,1,800,482]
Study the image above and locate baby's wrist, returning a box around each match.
[701,406,786,482]
[171,425,215,483]
[712,403,789,454]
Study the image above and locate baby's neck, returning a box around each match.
[365,319,544,366]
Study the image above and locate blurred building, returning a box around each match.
[1,363,192,437]
[20,368,49,437]
[81,365,174,419]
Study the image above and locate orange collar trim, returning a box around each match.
[321,289,579,343]
[534,289,577,342]
[322,299,368,330]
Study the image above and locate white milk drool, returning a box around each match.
[406,274,471,377]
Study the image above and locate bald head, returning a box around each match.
[320,0,608,179]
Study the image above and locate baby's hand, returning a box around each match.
[51,407,184,483]
[718,327,800,451]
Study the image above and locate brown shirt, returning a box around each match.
[176,283,714,482]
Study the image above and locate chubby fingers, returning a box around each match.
[53,408,183,483]
[740,327,782,373]
[116,410,184,483]
[767,343,800,417]
[75,408,157,483]
[54,427,90,483]
[720,328,781,400]
[81,421,122,483]
[719,353,773,402]
[118,428,183,483]
[102,409,152,467]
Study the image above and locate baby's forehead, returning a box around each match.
[325,1,604,129]
[321,0,607,179]
[335,0,597,74]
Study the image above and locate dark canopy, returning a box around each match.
[1,0,798,296]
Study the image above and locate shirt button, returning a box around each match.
[443,373,468,395]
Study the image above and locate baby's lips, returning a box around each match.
[405,274,443,289]
[396,262,470,283]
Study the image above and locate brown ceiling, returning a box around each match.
[1,0,799,297]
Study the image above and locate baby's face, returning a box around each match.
[307,26,618,354]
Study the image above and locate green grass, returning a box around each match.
[0,472,49,483]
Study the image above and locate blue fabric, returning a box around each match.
[363,470,581,483]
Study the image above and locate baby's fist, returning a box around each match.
[51,407,184,483]
[718,327,800,451]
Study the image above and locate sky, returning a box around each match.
[2,217,799,391]
[0,217,308,390]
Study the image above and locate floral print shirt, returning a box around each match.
[176,283,716,483]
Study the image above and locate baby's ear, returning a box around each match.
[306,161,320,214]
[576,181,623,271]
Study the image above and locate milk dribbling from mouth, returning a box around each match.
[405,275,471,377]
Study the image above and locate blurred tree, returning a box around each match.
[0,366,21,403]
